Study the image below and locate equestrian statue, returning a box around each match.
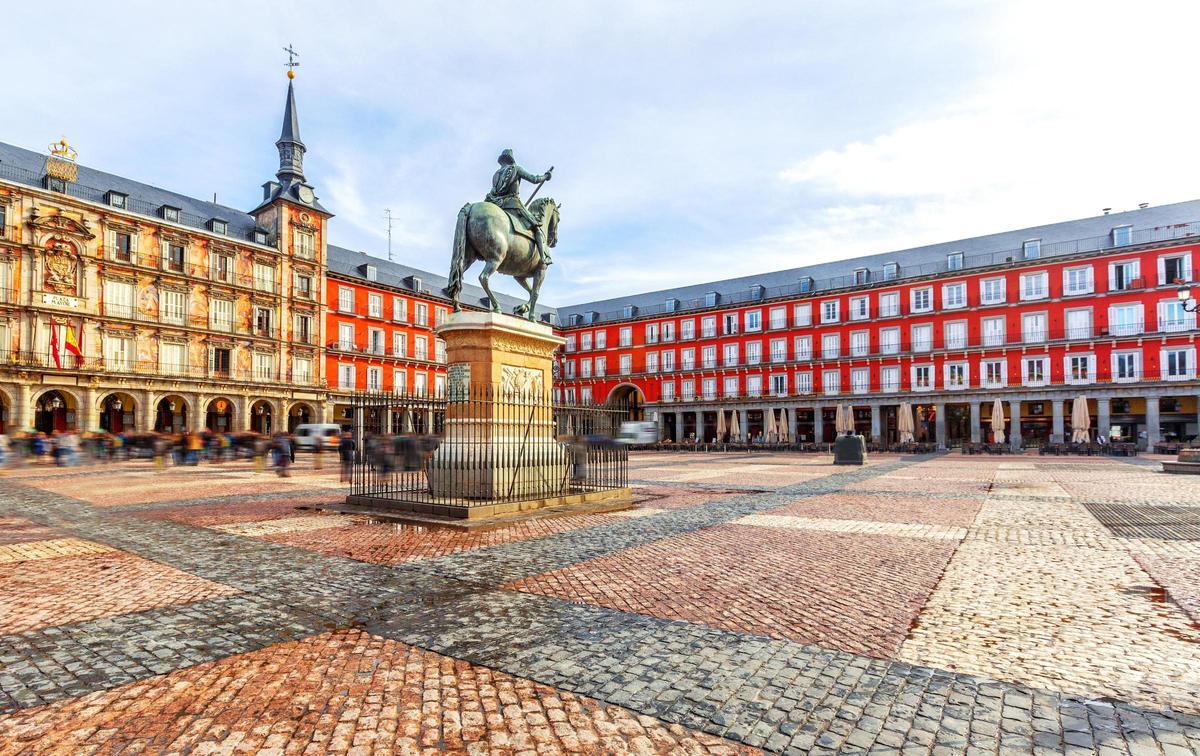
[445,149,560,320]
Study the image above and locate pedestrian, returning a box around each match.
[272,433,292,477]
[338,431,355,483]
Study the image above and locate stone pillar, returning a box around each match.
[674,410,683,442]
[1051,399,1065,443]
[1146,397,1161,448]
[869,405,881,443]
[1097,397,1111,442]
[239,395,252,432]
[383,407,393,435]
[82,386,98,433]
[738,408,749,441]
[934,402,946,449]
[194,393,208,432]
[1009,400,1023,451]
[16,382,32,431]
[969,402,982,443]
[138,390,153,432]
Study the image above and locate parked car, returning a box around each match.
[615,421,659,445]
[292,423,342,451]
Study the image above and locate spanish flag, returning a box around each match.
[64,322,82,359]
[49,320,61,369]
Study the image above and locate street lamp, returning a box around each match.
[1177,285,1200,313]
[112,398,123,412]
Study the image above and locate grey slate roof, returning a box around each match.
[555,199,1200,323]
[0,141,266,242]
[326,245,557,320]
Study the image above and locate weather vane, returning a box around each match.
[283,44,299,79]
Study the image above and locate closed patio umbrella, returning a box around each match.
[842,404,857,435]
[834,404,846,436]
[765,408,777,442]
[1071,396,1090,443]
[780,408,791,443]
[991,398,1005,445]
[898,402,915,444]
[729,410,742,442]
[716,409,726,442]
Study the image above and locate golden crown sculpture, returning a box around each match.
[45,137,79,182]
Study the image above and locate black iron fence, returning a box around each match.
[349,388,629,511]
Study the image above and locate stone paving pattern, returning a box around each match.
[0,452,1198,754]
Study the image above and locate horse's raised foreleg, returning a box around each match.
[478,260,502,313]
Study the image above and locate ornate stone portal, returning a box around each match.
[427,311,572,503]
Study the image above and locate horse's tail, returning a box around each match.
[446,203,470,308]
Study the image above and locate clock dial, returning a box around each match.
[298,186,314,203]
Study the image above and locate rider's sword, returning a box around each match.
[524,166,554,205]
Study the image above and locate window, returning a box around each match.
[881,366,900,392]
[103,279,134,318]
[1163,348,1195,380]
[947,252,963,271]
[580,358,592,378]
[795,372,813,394]
[210,298,234,332]
[794,336,811,360]
[107,229,135,262]
[160,206,180,223]
[746,341,762,365]
[208,219,227,236]
[821,333,840,359]
[620,354,632,375]
[798,278,813,294]
[253,263,275,293]
[160,289,185,325]
[945,362,967,389]
[162,242,185,272]
[294,273,312,299]
[853,268,868,285]
[293,230,315,259]
[770,338,787,363]
[681,380,695,401]
[595,330,607,349]
[983,359,1006,388]
[1023,239,1041,259]
[367,328,384,355]
[723,343,739,366]
[1112,225,1132,247]
[414,373,428,396]
[722,313,738,335]
[702,345,716,368]
[878,292,899,318]
[661,350,675,371]
[368,293,382,318]
[680,320,694,340]
[850,367,869,394]
[253,352,276,381]
[1158,299,1193,332]
[103,335,133,371]
[1108,303,1142,336]
[253,229,269,245]
[820,300,839,323]
[944,321,967,350]
[1020,271,1048,300]
[392,370,407,393]
[723,376,739,397]
[665,298,678,313]
[822,369,840,395]
[941,282,966,309]
[705,291,719,307]
[1160,254,1192,286]
[681,348,695,370]
[1022,356,1048,386]
[414,303,428,326]
[338,323,355,351]
[106,191,128,209]
[1112,351,1140,382]
[646,323,659,344]
[770,374,787,397]
[769,307,787,330]
[911,324,932,352]
[744,310,762,332]
[210,347,231,377]
[910,287,932,313]
[793,303,812,327]
[338,364,355,389]
[1066,354,1095,384]
[849,296,869,321]
[883,262,899,280]
[912,365,933,390]
[850,330,869,357]
[565,334,576,353]
[160,342,186,376]
[646,352,658,373]
[1021,312,1047,344]
[982,316,1005,347]
[595,357,606,376]
[980,277,1006,305]
[702,378,717,400]
[1109,260,1139,291]
[414,336,428,360]
[619,327,633,346]
[661,381,675,402]
[254,307,274,336]
[392,298,407,322]
[1064,266,1093,295]
[661,321,675,342]
[579,332,593,351]
[392,332,406,357]
[338,287,354,313]
[746,375,762,397]
[363,366,381,391]
[1065,308,1092,340]
[879,327,899,355]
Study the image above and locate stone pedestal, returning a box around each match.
[428,312,570,500]
[834,434,866,465]
[1163,447,1200,475]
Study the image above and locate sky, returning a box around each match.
[3,0,1199,307]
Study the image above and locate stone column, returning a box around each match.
[934,402,946,449]
[239,395,252,432]
[1051,399,1065,443]
[139,390,153,432]
[869,405,881,443]
[1097,397,1111,441]
[1009,400,1023,451]
[16,382,32,431]
[674,410,683,442]
[82,386,98,433]
[738,408,749,441]
[969,402,981,443]
[1146,396,1161,448]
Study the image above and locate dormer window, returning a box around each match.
[408,275,422,292]
[798,277,813,294]
[705,291,719,307]
[1112,225,1132,247]
[207,218,228,235]
[623,304,637,318]
[45,176,67,193]
[751,284,765,300]
[570,314,583,326]
[883,262,899,280]
[853,268,868,285]
[160,205,181,223]
[106,191,128,209]
[365,265,377,282]
[588,311,599,324]
[947,252,963,271]
[1023,239,1041,259]
[665,298,678,312]
[253,228,270,245]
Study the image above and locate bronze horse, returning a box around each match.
[445,197,560,320]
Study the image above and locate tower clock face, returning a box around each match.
[298,186,314,203]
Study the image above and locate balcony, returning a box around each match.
[1,350,321,386]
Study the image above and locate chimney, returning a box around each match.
[1103,208,1111,215]
[1138,202,1150,209]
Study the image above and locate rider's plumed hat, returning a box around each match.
[497,149,515,165]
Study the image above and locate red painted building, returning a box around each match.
[552,202,1200,449]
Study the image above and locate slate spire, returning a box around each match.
[275,77,306,184]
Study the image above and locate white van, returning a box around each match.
[292,423,342,451]
[616,421,659,445]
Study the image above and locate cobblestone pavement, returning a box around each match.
[1,452,1200,754]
